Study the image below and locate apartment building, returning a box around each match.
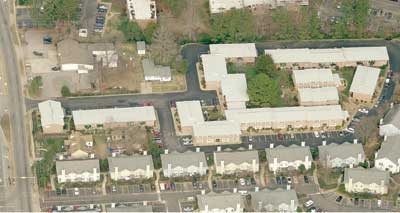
[72,106,156,130]
[265,47,389,68]
[200,54,228,90]
[176,101,205,134]
[126,0,156,21]
[350,66,381,102]
[250,189,299,212]
[344,168,389,195]
[192,121,242,146]
[298,87,339,106]
[197,191,244,213]
[109,155,154,180]
[38,100,65,134]
[220,74,249,109]
[209,43,258,63]
[375,135,400,174]
[318,141,365,168]
[292,69,339,88]
[266,144,312,174]
[214,150,259,174]
[56,159,100,183]
[380,104,400,137]
[225,105,349,131]
[161,151,208,177]
[209,0,309,14]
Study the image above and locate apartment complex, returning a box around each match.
[375,135,400,174]
[126,0,156,21]
[72,106,157,130]
[380,104,400,137]
[318,141,365,168]
[220,74,249,109]
[197,191,244,213]
[192,121,242,146]
[250,189,299,212]
[56,159,100,183]
[350,66,381,102]
[265,47,389,68]
[209,0,309,14]
[298,87,339,106]
[266,144,312,174]
[161,151,208,177]
[214,150,259,174]
[292,69,340,88]
[176,101,204,134]
[225,105,348,131]
[209,43,258,63]
[38,100,65,134]
[344,168,389,195]
[200,54,228,89]
[108,155,154,180]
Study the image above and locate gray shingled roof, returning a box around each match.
[56,159,99,175]
[318,142,365,161]
[57,39,94,65]
[197,191,244,211]
[108,155,154,172]
[161,151,207,170]
[137,41,146,51]
[142,58,171,78]
[214,150,259,166]
[250,189,298,211]
[344,168,390,185]
[382,104,400,129]
[376,135,400,163]
[266,145,311,162]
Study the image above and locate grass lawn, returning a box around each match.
[317,165,342,190]
[340,67,356,97]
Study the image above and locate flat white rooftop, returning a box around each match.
[72,106,156,125]
[292,69,335,86]
[201,54,228,82]
[38,100,64,126]
[350,65,380,96]
[193,120,241,137]
[176,101,205,127]
[225,105,348,124]
[127,0,156,20]
[265,46,389,64]
[298,87,339,103]
[210,43,258,59]
[221,74,249,102]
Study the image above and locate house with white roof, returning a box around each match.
[127,0,156,21]
[350,66,380,102]
[225,105,348,131]
[197,191,244,213]
[251,189,299,212]
[161,151,208,177]
[214,150,259,174]
[176,101,205,134]
[220,74,249,109]
[38,100,65,134]
[265,47,389,68]
[109,155,154,180]
[209,0,309,14]
[344,168,389,195]
[318,141,365,168]
[266,143,312,174]
[292,69,338,88]
[380,104,400,137]
[200,54,228,89]
[193,120,241,146]
[72,106,157,130]
[375,135,400,174]
[56,159,100,183]
[209,43,258,63]
[298,87,339,106]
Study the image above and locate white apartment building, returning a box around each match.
[108,155,154,180]
[38,100,65,134]
[220,74,249,109]
[266,143,312,174]
[197,191,244,213]
[209,43,258,63]
[56,159,100,183]
[161,151,208,177]
[375,135,400,174]
[298,87,339,106]
[344,168,389,195]
[214,150,259,174]
[318,141,365,168]
[251,189,299,212]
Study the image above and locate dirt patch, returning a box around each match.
[1,114,11,142]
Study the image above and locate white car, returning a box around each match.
[74,188,80,196]
[347,127,355,133]
[239,178,246,186]
[314,131,320,138]
[304,200,314,208]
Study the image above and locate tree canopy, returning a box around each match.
[39,0,80,27]
[247,73,281,107]
[255,55,277,78]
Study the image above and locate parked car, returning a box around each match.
[139,185,144,192]
[250,177,256,185]
[74,188,80,196]
[33,51,44,56]
[277,134,284,140]
[336,196,343,203]
[304,200,314,208]
[43,36,52,44]
[170,182,176,190]
[111,185,117,192]
[314,131,320,138]
[212,180,217,188]
[276,176,282,185]
[287,177,292,185]
[239,178,246,186]
[304,176,309,184]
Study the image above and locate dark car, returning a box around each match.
[212,180,217,188]
[33,51,44,56]
[276,176,282,185]
[56,188,62,196]
[336,196,343,203]
[139,185,144,192]
[304,175,309,183]
[281,176,287,185]
[43,36,52,44]
[250,177,256,185]
[170,182,176,190]
[354,198,359,205]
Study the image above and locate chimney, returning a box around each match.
[57,206,62,211]
[143,150,148,156]
[248,144,253,150]
[349,163,353,168]
[379,118,383,125]
[58,155,64,160]
[164,149,169,155]
[233,188,237,193]
[255,186,259,192]
[196,147,200,152]
[205,204,208,212]
[286,184,291,190]
[201,190,206,195]
[217,146,221,152]
[322,141,327,146]
[375,152,378,159]
[384,135,387,141]
[269,143,274,149]
[89,204,94,209]
[353,139,358,144]
[301,141,305,147]
[111,203,116,208]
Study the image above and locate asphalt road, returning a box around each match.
[0,1,33,212]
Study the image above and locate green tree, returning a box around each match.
[39,0,80,27]
[61,85,71,97]
[298,164,306,174]
[163,0,187,17]
[143,23,159,44]
[118,17,145,42]
[358,161,369,169]
[308,6,324,39]
[28,76,43,97]
[353,0,369,38]
[99,159,109,172]
[271,8,295,40]
[310,147,319,160]
[255,55,276,78]
[247,73,281,107]
[211,9,257,43]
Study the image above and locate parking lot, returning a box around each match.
[160,181,209,192]
[107,183,153,194]
[46,187,102,198]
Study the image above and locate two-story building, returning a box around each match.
[375,135,400,174]
[379,104,400,137]
[56,159,100,183]
[250,189,299,212]
[38,100,65,134]
[266,144,312,174]
[161,151,208,177]
[214,150,259,175]
[197,191,244,213]
[344,168,389,195]
[318,141,365,168]
[108,155,154,180]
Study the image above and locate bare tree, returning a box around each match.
[149,23,179,66]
